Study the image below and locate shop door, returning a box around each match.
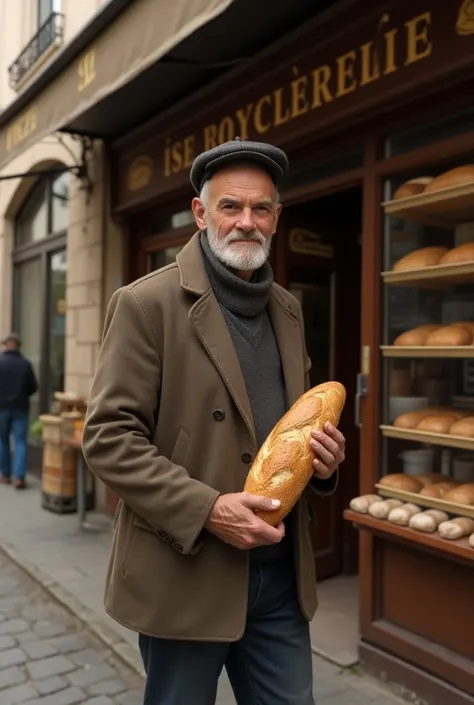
[281,188,362,580]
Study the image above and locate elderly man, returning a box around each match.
[83,138,345,705]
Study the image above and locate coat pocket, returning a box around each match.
[170,426,190,467]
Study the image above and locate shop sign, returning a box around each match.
[289,228,334,258]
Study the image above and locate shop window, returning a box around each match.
[283,149,363,192]
[12,170,69,437]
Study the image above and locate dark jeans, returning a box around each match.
[139,556,314,705]
[0,410,29,480]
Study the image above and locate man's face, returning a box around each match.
[192,163,282,273]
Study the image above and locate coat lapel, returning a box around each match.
[268,288,306,409]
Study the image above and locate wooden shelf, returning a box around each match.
[343,509,474,562]
[381,345,474,358]
[383,181,474,228]
[380,424,474,451]
[381,261,474,287]
[375,484,474,520]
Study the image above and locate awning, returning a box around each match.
[0,0,233,169]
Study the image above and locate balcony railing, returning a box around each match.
[8,12,64,91]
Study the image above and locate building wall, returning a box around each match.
[0,0,123,510]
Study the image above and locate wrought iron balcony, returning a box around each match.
[8,12,64,91]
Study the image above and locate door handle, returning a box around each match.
[355,373,368,428]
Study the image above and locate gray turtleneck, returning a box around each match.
[200,233,293,561]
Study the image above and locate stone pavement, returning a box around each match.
[0,478,414,705]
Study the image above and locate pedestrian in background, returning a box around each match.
[0,333,37,489]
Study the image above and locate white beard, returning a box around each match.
[206,224,272,271]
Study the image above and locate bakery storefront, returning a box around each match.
[108,1,474,703]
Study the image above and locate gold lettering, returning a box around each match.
[311,66,333,107]
[6,109,37,152]
[405,12,432,66]
[336,51,357,97]
[384,31,398,74]
[359,41,380,86]
[78,49,96,92]
[183,135,195,168]
[235,103,254,140]
[254,95,272,133]
[203,124,218,151]
[218,116,235,143]
[290,68,309,118]
[273,88,290,127]
[163,139,171,177]
[170,141,183,174]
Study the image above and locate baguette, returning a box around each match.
[244,381,346,526]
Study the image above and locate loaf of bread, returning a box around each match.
[439,243,474,265]
[379,474,423,493]
[349,495,381,514]
[416,474,446,487]
[392,247,449,272]
[469,532,474,548]
[393,408,442,429]
[394,325,441,346]
[409,509,448,533]
[417,414,457,434]
[451,321,474,337]
[368,499,403,520]
[388,503,421,526]
[449,417,474,438]
[424,165,474,193]
[420,481,458,498]
[425,326,473,346]
[393,177,433,200]
[438,517,474,539]
[244,381,346,525]
[443,483,474,506]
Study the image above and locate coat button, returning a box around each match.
[213,409,225,421]
[241,452,253,464]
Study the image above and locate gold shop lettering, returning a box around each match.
[163,10,433,177]
[5,108,37,152]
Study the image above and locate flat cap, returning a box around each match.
[1,332,21,346]
[190,137,289,194]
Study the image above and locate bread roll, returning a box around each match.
[417,414,457,434]
[451,321,474,337]
[469,532,474,548]
[449,417,474,438]
[409,509,448,533]
[388,503,422,526]
[425,326,473,346]
[439,243,474,265]
[394,325,441,346]
[392,247,449,272]
[443,483,474,506]
[416,474,446,487]
[420,481,458,498]
[349,495,381,514]
[438,517,474,539]
[244,381,346,525]
[369,499,403,520]
[393,177,433,200]
[424,165,474,193]
[393,408,438,429]
[379,474,423,493]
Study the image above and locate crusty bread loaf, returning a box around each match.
[393,177,433,200]
[420,481,458,498]
[392,247,449,272]
[244,381,346,525]
[417,414,457,434]
[425,325,473,346]
[424,165,474,193]
[394,325,441,346]
[379,474,423,493]
[451,321,474,337]
[439,243,474,265]
[449,416,474,438]
[443,483,474,506]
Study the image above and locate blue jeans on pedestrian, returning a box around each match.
[139,554,315,705]
[0,410,29,481]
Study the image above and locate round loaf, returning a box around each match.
[416,414,457,434]
[425,326,473,346]
[244,381,346,525]
[449,417,474,438]
[394,325,441,346]
[424,165,474,193]
[393,177,433,200]
[379,474,423,493]
[442,483,474,506]
[420,481,458,498]
[439,243,474,265]
[392,247,449,272]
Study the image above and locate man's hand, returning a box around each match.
[205,492,285,550]
[310,422,345,480]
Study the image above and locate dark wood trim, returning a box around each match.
[360,641,474,705]
[283,169,364,207]
[376,130,474,176]
[140,224,195,253]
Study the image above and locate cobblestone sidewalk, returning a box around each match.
[0,550,144,705]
